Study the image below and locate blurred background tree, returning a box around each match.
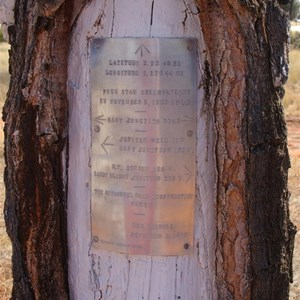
[281,0,300,20]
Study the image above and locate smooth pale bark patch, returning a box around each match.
[68,0,216,299]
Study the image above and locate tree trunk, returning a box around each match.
[1,0,296,299]
[2,0,73,298]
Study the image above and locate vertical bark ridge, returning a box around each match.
[245,2,296,299]
[3,0,75,298]
[197,0,251,298]
[198,0,295,299]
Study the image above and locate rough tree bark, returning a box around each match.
[198,0,297,298]
[0,0,296,299]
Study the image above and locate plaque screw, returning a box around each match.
[184,243,189,250]
[187,130,193,137]
[92,236,99,243]
[94,125,100,132]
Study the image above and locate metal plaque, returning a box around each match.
[90,38,197,255]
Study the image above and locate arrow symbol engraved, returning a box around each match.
[94,114,106,125]
[101,136,114,154]
[184,166,193,183]
[134,44,151,57]
[181,115,194,123]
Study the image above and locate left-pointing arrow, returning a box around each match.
[94,114,106,125]
[101,136,114,154]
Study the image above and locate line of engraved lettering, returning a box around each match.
[163,175,176,182]
[141,60,182,67]
[173,147,193,153]
[126,165,149,172]
[119,146,193,154]
[143,60,159,66]
[105,98,192,106]
[137,147,170,153]
[140,89,191,96]
[148,223,176,230]
[130,201,151,208]
[143,99,168,106]
[94,171,151,180]
[165,232,189,239]
[170,99,192,105]
[129,232,188,240]
[104,190,133,198]
[94,171,108,177]
[132,223,145,229]
[131,175,161,181]
[172,137,184,143]
[119,145,136,152]
[119,136,147,143]
[102,89,118,95]
[133,213,146,216]
[94,191,150,200]
[163,118,181,124]
[133,193,149,199]
[152,193,193,200]
[110,173,129,179]
[102,89,137,95]
[106,69,139,76]
[150,137,168,143]
[126,117,160,124]
[131,223,176,230]
[109,60,139,66]
[130,233,163,239]
[130,232,146,238]
[133,186,146,189]
[107,117,122,123]
[162,60,181,67]
[152,166,173,172]
[98,98,106,104]
[94,189,103,195]
[134,110,147,113]
[143,70,175,77]
[142,98,192,106]
[93,174,179,183]
[109,98,142,105]
[111,163,122,170]
[135,130,147,133]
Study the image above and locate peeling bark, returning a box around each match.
[3,0,75,298]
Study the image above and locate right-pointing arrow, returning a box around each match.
[184,166,193,183]
[181,115,194,124]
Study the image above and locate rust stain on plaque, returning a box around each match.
[90,38,197,255]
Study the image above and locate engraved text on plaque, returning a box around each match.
[90,38,197,255]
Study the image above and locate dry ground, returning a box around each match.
[0,44,299,299]
[288,117,300,300]
[285,49,300,300]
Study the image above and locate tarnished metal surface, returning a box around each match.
[90,38,197,255]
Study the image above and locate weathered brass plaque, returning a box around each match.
[90,38,197,255]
